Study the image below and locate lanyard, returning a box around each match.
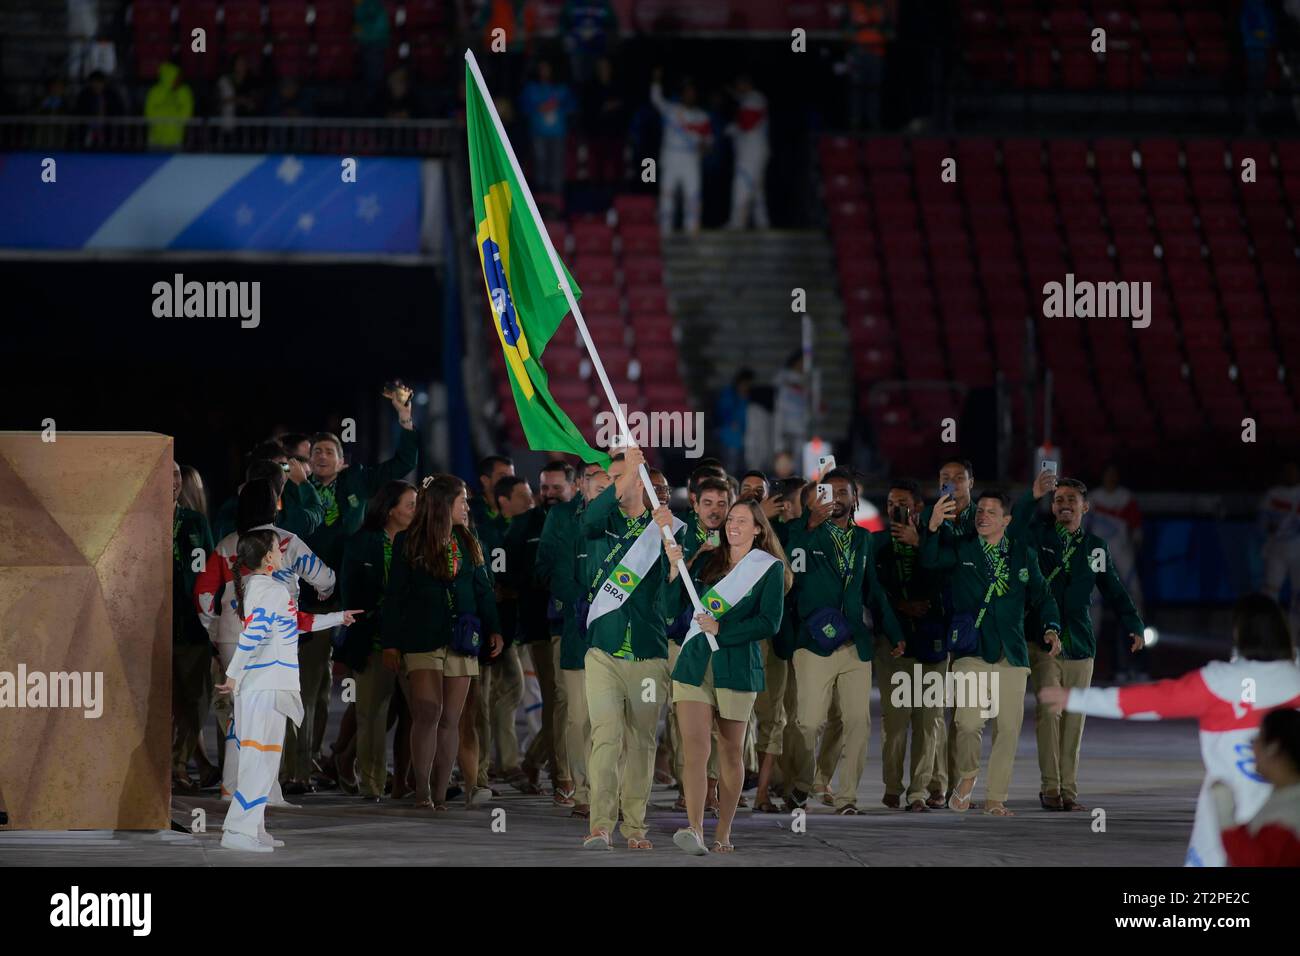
[314,479,340,527]
[975,539,1009,628]
[1045,528,1081,585]
[891,539,915,601]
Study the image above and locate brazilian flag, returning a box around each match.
[465,59,609,466]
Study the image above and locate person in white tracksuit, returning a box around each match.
[1040,594,1300,867]
[650,68,712,237]
[214,530,354,852]
[725,75,770,231]
[195,479,338,806]
[1260,461,1300,636]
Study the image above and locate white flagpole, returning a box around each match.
[465,50,713,648]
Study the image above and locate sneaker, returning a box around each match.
[468,786,493,807]
[673,826,709,856]
[221,830,273,853]
[257,831,285,848]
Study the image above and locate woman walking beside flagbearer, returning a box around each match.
[668,499,790,854]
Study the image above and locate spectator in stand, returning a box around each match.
[476,0,537,93]
[843,0,888,130]
[144,62,194,150]
[773,350,809,465]
[216,54,261,138]
[354,0,391,101]
[373,66,422,120]
[520,59,576,206]
[1241,0,1277,132]
[715,368,754,477]
[725,74,770,230]
[650,67,712,238]
[31,76,69,150]
[1260,460,1300,641]
[1087,463,1145,681]
[267,75,313,118]
[561,0,619,88]
[579,57,627,185]
[73,70,123,148]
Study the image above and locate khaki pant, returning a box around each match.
[667,641,718,781]
[753,642,788,755]
[172,643,213,772]
[561,666,590,804]
[282,631,332,782]
[478,644,524,776]
[813,692,843,791]
[584,647,670,840]
[355,650,396,798]
[875,636,947,804]
[927,654,957,798]
[522,636,568,783]
[951,655,1030,804]
[1029,643,1094,800]
[793,644,872,810]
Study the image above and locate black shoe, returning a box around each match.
[785,788,808,811]
[742,771,759,792]
[445,785,464,801]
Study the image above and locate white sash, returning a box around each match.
[682,549,780,650]
[586,513,685,628]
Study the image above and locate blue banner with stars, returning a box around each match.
[0,153,422,253]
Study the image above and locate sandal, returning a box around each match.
[754,800,781,813]
[1061,798,1088,812]
[570,804,590,819]
[583,828,612,850]
[984,804,1015,817]
[672,826,708,856]
[948,775,977,813]
[653,769,676,786]
[834,804,860,815]
[433,802,449,812]
[710,840,734,853]
[925,794,946,810]
[627,836,653,850]
[881,793,901,809]
[906,800,929,812]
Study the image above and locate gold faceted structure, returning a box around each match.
[0,433,172,830]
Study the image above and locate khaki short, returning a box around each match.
[673,661,757,723]
[404,646,479,678]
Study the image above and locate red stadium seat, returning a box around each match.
[132,0,173,39]
[222,0,263,36]
[269,0,309,38]
[313,0,354,36]
[177,1,218,38]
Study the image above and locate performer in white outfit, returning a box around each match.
[195,479,338,804]
[650,68,712,237]
[1259,461,1300,636]
[725,75,770,231]
[214,530,354,852]
[1040,594,1300,867]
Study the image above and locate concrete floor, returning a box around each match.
[0,695,1205,867]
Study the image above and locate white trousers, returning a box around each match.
[223,689,292,838]
[659,151,701,235]
[217,642,287,806]
[727,152,769,229]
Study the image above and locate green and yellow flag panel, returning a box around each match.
[465,61,609,466]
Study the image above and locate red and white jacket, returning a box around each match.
[194,524,337,647]
[1067,658,1300,867]
[1221,783,1300,867]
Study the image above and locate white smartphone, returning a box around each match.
[818,454,836,474]
[706,530,721,547]
[1040,460,1058,475]
[817,483,833,505]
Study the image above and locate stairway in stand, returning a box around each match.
[661,229,852,453]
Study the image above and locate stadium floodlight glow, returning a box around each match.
[1144,627,1159,648]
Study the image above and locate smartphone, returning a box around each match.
[706,530,721,547]
[280,461,291,474]
[382,380,413,406]
[817,454,836,475]
[1040,460,1058,476]
[940,482,956,498]
[817,483,833,505]
[890,505,911,525]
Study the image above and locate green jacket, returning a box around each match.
[771,515,804,659]
[918,531,1061,667]
[580,484,680,661]
[787,518,903,660]
[536,495,589,669]
[669,558,785,692]
[380,530,500,654]
[1010,491,1144,660]
[212,479,324,542]
[338,528,392,670]
[505,505,550,644]
[173,505,214,644]
[306,426,419,575]
[871,529,946,657]
[470,495,509,562]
